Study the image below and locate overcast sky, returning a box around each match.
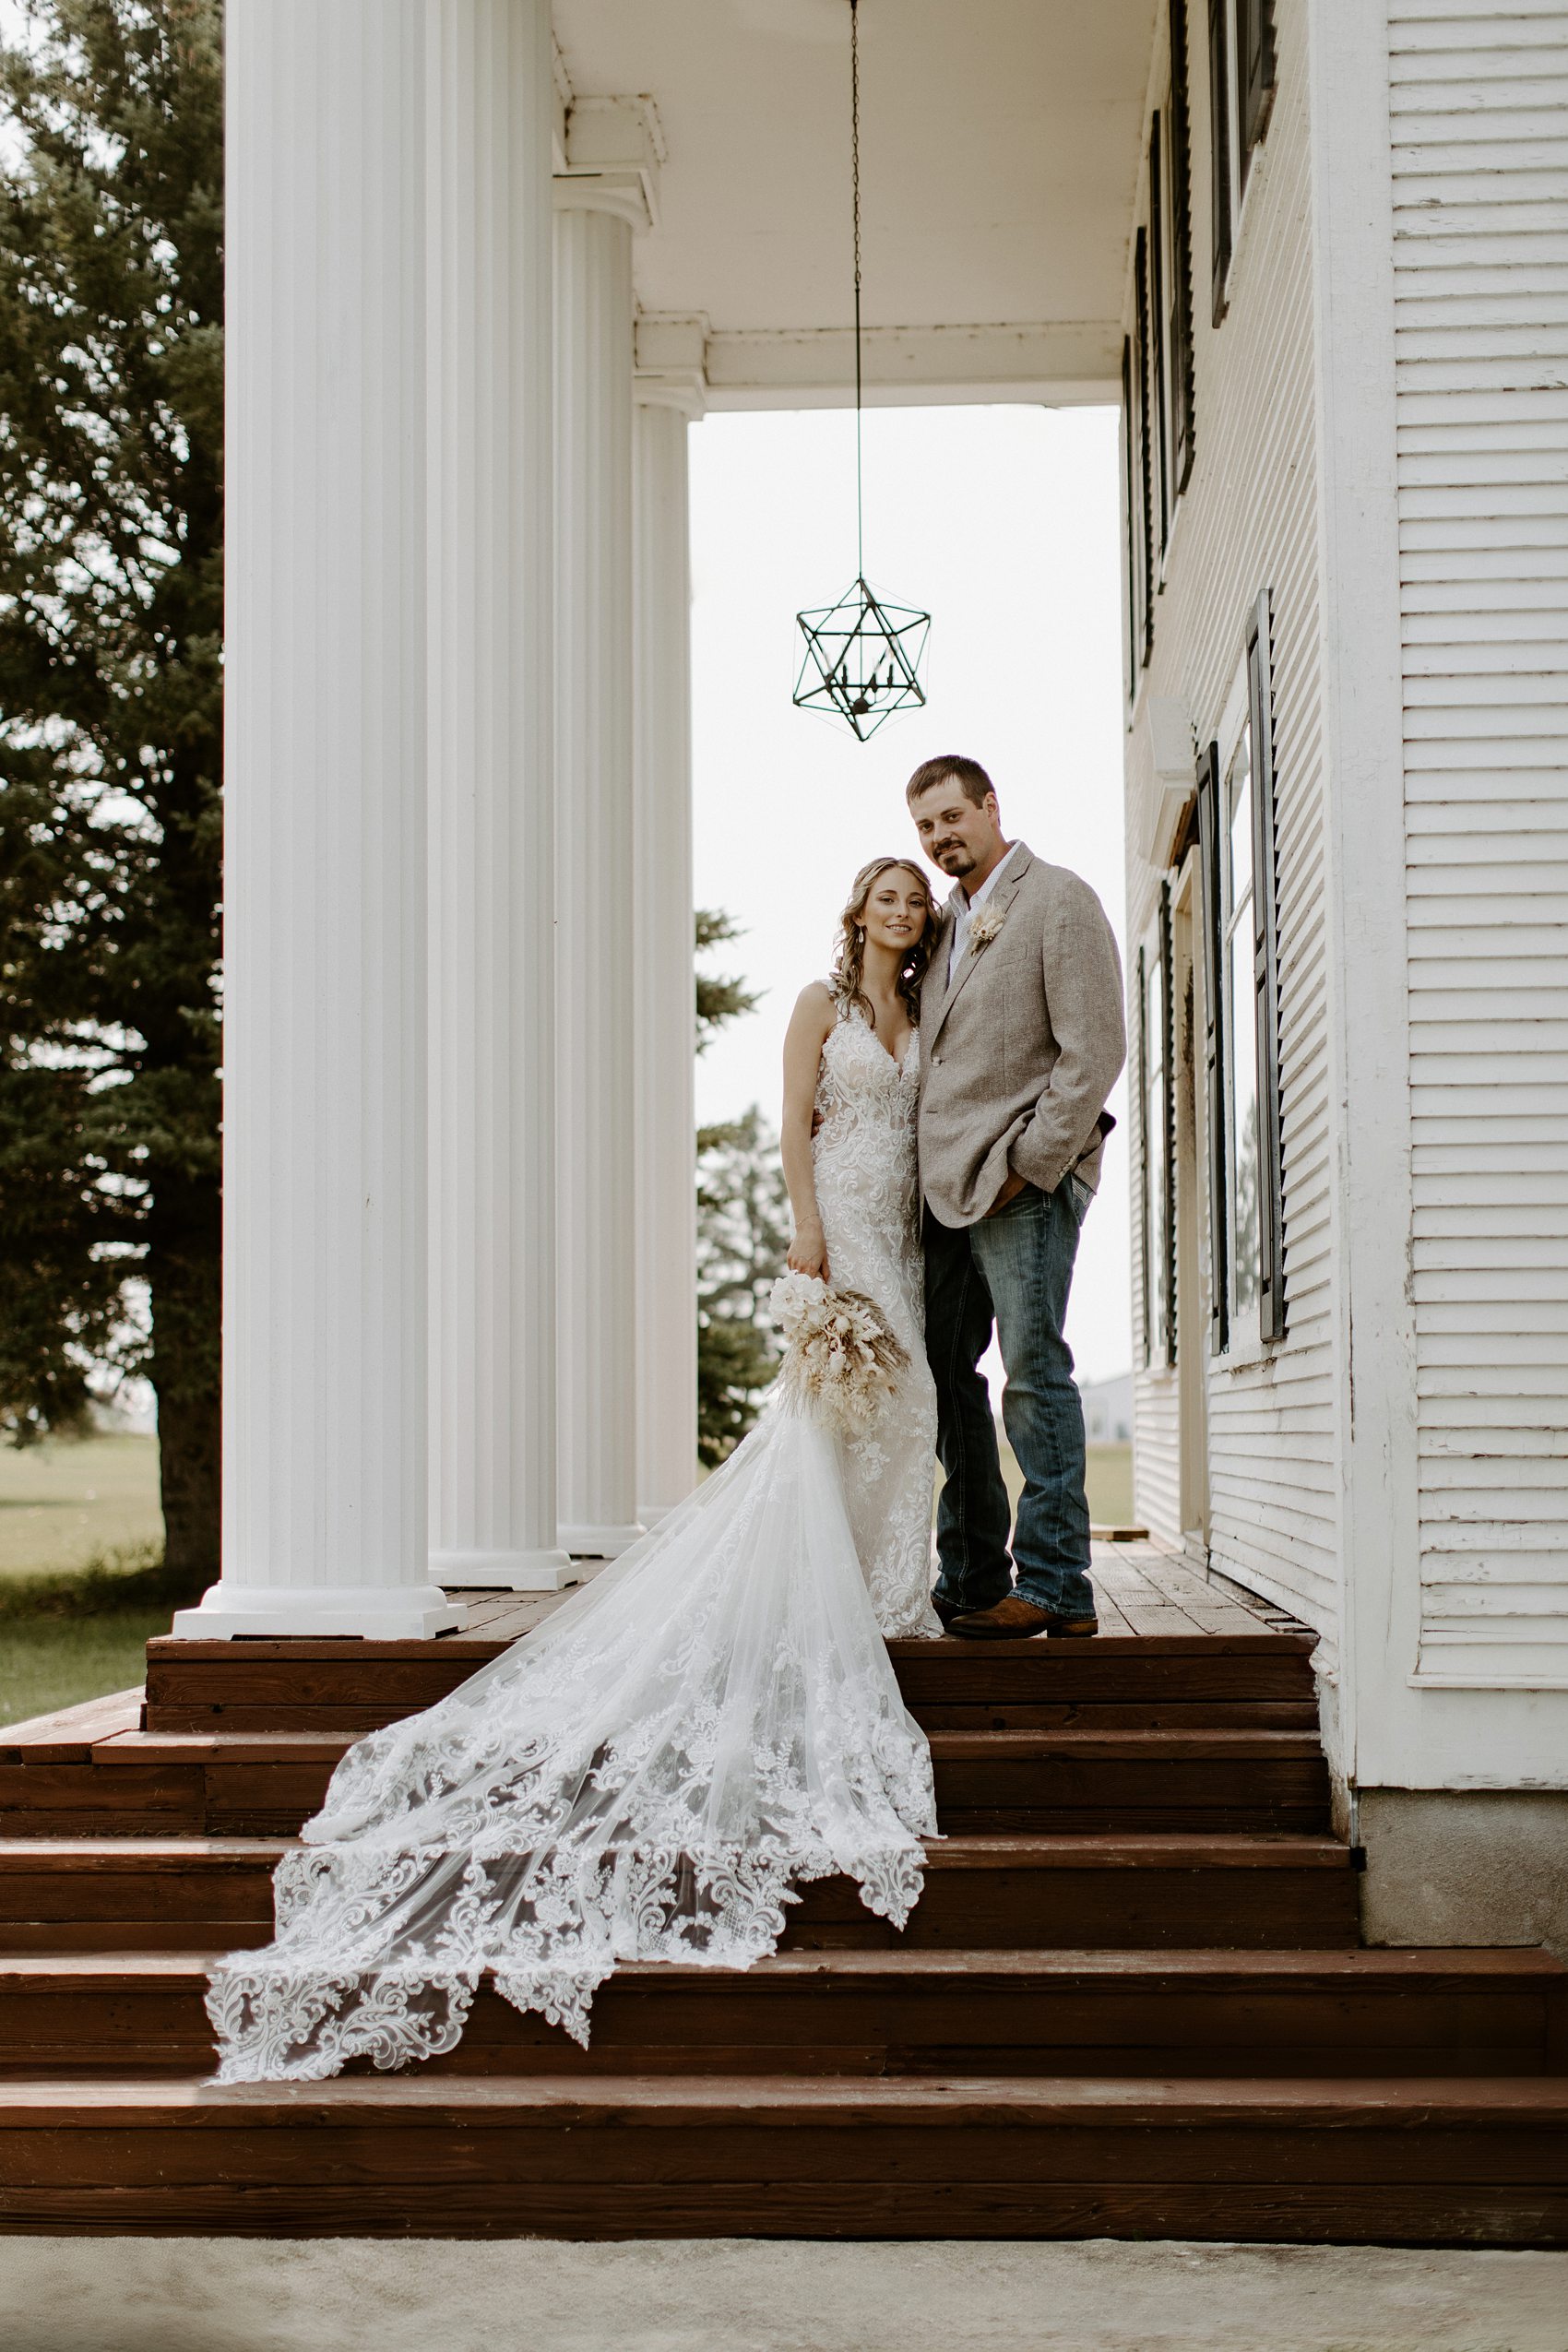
[688,401,1133,1388]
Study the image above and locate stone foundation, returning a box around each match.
[1359,1788,1568,1960]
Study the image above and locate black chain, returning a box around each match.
[850,0,863,578]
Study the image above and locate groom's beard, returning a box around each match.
[933,842,977,877]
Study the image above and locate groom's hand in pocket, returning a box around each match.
[985,1168,1028,1218]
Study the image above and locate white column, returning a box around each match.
[553,196,643,1558]
[174,1,461,1638]
[633,393,700,1525]
[425,0,573,1593]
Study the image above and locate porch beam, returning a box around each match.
[700,322,1123,410]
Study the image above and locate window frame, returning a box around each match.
[1246,590,1285,1343]
[1133,228,1155,671]
[1196,739,1228,1356]
[1167,0,1196,493]
[1207,601,1285,1363]
[1208,0,1276,324]
[1219,697,1262,1350]
[1139,891,1178,1373]
[1123,5,1197,692]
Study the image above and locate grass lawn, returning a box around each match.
[0,1432,161,1577]
[0,1433,172,1728]
[0,1610,165,1730]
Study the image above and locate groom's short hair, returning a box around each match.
[905,754,995,809]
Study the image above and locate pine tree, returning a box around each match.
[0,1,222,1584]
[695,1107,790,1466]
[693,910,788,1464]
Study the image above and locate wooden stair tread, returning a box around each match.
[6,1943,1559,1988]
[144,1630,1315,1664]
[0,1693,143,1764]
[84,1726,1327,1766]
[0,1831,1352,1871]
[7,2073,1568,2125]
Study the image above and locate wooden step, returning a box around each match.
[3,2073,1564,2241]
[0,1726,1332,1839]
[138,1631,1319,1735]
[0,1833,1361,1956]
[4,1946,1561,2083]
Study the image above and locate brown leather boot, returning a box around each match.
[949,1594,1099,1640]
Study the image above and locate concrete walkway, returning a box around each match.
[5,2239,1568,2352]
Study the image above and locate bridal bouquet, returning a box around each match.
[767,1270,909,1436]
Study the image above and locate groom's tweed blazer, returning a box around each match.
[917,842,1126,1229]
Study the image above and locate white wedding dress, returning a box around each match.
[207,1001,942,2080]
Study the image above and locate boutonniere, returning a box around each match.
[968,902,1007,954]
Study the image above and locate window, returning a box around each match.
[1140,891,1177,1371]
[1123,4,1196,683]
[1202,593,1284,1352]
[1132,230,1155,672]
[1167,0,1195,493]
[1247,593,1285,1341]
[1148,113,1170,550]
[1121,341,1140,699]
[1220,710,1263,1328]
[1196,741,1228,1353]
[1208,0,1276,324]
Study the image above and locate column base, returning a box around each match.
[558,1520,645,1561]
[430,1548,580,1593]
[168,1581,469,1641]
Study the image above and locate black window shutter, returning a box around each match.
[1246,591,1285,1342]
[1158,879,1178,1369]
[1207,0,1231,327]
[1137,943,1151,1366]
[1134,230,1155,664]
[1121,339,1140,701]
[1148,113,1170,551]
[1195,741,1228,1355]
[1168,0,1195,491]
[1237,0,1277,161]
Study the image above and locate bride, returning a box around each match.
[207,856,944,2080]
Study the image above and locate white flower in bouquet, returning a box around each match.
[766,1270,909,1436]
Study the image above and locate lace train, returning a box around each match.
[207,1408,937,2080]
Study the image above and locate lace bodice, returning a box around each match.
[809,1000,939,1641]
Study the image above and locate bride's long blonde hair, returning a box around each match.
[829,857,939,1032]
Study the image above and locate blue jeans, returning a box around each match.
[923,1177,1096,1621]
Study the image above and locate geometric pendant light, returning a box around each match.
[794,0,930,741]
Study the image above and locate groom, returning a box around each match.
[909,755,1125,1639]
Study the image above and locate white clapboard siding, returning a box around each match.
[1125,0,1341,1658]
[1387,0,1568,1684]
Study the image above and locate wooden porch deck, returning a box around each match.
[445,1538,1310,1651]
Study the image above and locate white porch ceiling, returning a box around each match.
[552,0,1158,406]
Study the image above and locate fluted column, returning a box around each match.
[553,197,643,1558]
[174,0,461,1637]
[633,395,700,1525]
[425,0,573,1593]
